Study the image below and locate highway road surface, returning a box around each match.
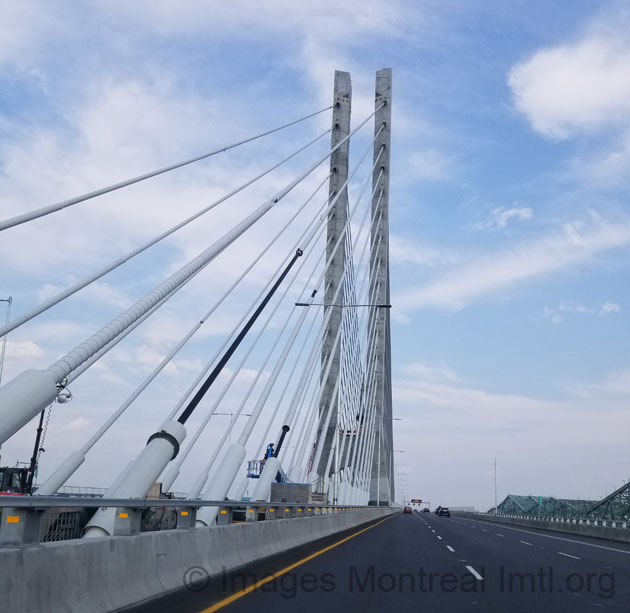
[122,511,630,612]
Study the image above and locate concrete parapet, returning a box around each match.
[453,512,630,544]
[1,507,395,612]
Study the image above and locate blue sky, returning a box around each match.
[1,1,630,510]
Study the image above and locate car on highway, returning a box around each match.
[438,507,450,517]
[403,506,412,514]
[421,507,430,513]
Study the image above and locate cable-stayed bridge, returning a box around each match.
[3,68,630,613]
[0,69,399,611]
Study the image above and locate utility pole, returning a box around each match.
[494,457,498,515]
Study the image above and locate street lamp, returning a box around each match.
[375,417,401,506]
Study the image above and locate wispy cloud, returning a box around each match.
[544,300,621,323]
[407,148,453,181]
[601,302,621,314]
[544,301,593,324]
[4,340,45,359]
[473,206,533,231]
[400,361,460,383]
[395,214,630,312]
[389,234,455,269]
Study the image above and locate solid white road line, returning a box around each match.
[466,519,630,555]
[558,552,581,560]
[465,565,484,580]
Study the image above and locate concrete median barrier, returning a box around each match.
[1,507,396,612]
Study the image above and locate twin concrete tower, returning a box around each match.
[314,68,394,506]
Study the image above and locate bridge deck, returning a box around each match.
[123,511,630,612]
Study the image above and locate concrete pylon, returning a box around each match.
[313,70,352,494]
[368,68,394,506]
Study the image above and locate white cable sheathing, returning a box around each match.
[0,106,333,233]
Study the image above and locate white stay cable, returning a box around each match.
[0,130,331,340]
[252,302,321,460]
[300,198,382,479]
[345,269,382,489]
[284,182,384,480]
[353,303,382,490]
[342,262,380,488]
[185,246,324,497]
[67,172,329,389]
[288,368,321,479]
[165,221,328,492]
[0,109,375,448]
[331,212,383,487]
[231,143,385,452]
[160,204,330,428]
[271,154,384,447]
[280,313,324,470]
[38,182,332,496]
[44,112,377,386]
[0,105,332,232]
[314,195,383,482]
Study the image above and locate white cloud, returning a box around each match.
[543,300,621,322]
[508,25,630,138]
[4,340,45,358]
[65,416,91,431]
[394,363,630,507]
[400,361,459,383]
[600,302,621,314]
[37,279,130,309]
[407,149,452,181]
[544,301,593,324]
[395,214,630,312]
[0,2,58,68]
[389,234,454,268]
[474,206,533,230]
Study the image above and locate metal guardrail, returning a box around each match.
[0,496,382,546]
[0,496,371,509]
[464,511,630,530]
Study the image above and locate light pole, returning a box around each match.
[394,450,405,504]
[493,457,498,515]
[375,417,401,506]
[395,462,407,506]
[0,297,12,387]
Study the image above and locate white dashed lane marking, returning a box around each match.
[465,565,484,580]
[558,552,581,560]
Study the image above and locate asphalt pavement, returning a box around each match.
[122,511,630,612]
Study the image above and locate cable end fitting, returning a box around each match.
[147,429,180,460]
[296,248,303,257]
